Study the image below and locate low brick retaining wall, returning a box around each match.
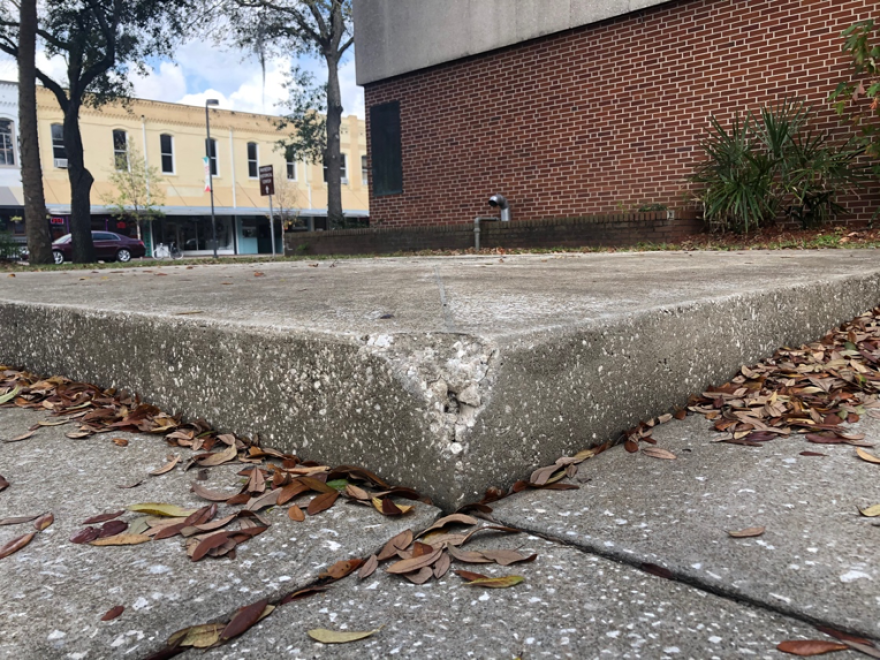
[285,211,703,256]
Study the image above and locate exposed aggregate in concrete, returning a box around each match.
[0,408,439,660]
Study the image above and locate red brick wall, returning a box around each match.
[364,0,880,228]
[284,212,703,256]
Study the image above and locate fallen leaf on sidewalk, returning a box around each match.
[0,515,39,526]
[459,573,524,588]
[150,455,180,475]
[70,527,101,544]
[116,480,143,489]
[308,491,339,515]
[33,513,54,531]
[288,504,305,522]
[642,447,677,460]
[308,627,382,644]
[320,558,365,580]
[90,533,151,546]
[858,504,880,517]
[83,511,124,524]
[0,474,9,491]
[0,386,21,405]
[856,448,880,465]
[0,532,35,559]
[112,437,129,447]
[5,430,36,443]
[191,484,233,502]
[776,640,849,655]
[168,622,224,649]
[101,605,125,621]
[800,451,827,457]
[220,599,271,640]
[128,503,197,517]
[359,554,379,579]
[728,526,766,538]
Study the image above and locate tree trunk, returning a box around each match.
[324,52,344,230]
[63,102,95,263]
[17,0,53,264]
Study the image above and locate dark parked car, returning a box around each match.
[49,231,146,264]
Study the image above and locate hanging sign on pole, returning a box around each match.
[260,165,277,256]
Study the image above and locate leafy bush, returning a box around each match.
[831,20,880,216]
[690,99,863,233]
[0,230,21,261]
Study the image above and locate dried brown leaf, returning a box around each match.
[150,455,180,476]
[320,558,365,581]
[642,447,677,460]
[221,599,270,640]
[90,533,151,546]
[82,511,124,524]
[378,529,413,561]
[33,513,54,531]
[776,640,850,656]
[101,605,124,621]
[359,554,379,579]
[307,627,382,644]
[0,532,35,559]
[288,504,305,522]
[856,448,880,465]
[307,491,339,516]
[727,526,766,538]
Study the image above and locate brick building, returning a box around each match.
[353,0,880,231]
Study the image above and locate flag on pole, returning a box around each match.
[203,157,212,192]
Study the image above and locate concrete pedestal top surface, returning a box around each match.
[3,251,880,508]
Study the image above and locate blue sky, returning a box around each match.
[0,40,365,119]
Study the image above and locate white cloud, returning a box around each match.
[0,39,366,120]
[129,61,187,104]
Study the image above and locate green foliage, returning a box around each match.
[690,100,863,232]
[101,146,165,232]
[830,19,880,213]
[0,230,21,261]
[275,65,327,165]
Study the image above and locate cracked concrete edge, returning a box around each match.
[2,269,880,510]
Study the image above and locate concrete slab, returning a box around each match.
[0,408,439,659]
[200,532,827,660]
[491,414,880,641]
[3,252,880,509]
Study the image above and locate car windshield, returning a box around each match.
[52,234,71,245]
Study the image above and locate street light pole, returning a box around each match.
[205,99,220,259]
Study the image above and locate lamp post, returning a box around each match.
[205,99,220,258]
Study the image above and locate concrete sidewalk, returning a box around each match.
[0,402,875,659]
[3,251,880,509]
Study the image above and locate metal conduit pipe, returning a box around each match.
[474,194,511,251]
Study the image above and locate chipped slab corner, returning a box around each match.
[4,254,880,510]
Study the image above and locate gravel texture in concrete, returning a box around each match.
[3,252,880,508]
[491,413,880,640]
[200,533,825,660]
[0,408,439,660]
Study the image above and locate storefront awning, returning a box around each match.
[46,204,370,218]
[0,186,23,207]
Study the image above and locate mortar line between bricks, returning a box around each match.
[496,520,880,647]
[432,266,457,333]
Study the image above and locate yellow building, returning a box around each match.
[35,86,369,256]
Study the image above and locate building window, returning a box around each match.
[247,142,258,178]
[160,134,174,174]
[50,124,67,166]
[370,101,403,196]
[361,155,368,185]
[205,138,218,176]
[323,153,348,184]
[0,120,14,166]
[286,147,296,181]
[113,129,128,171]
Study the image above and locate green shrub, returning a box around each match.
[690,99,863,232]
[0,230,21,261]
